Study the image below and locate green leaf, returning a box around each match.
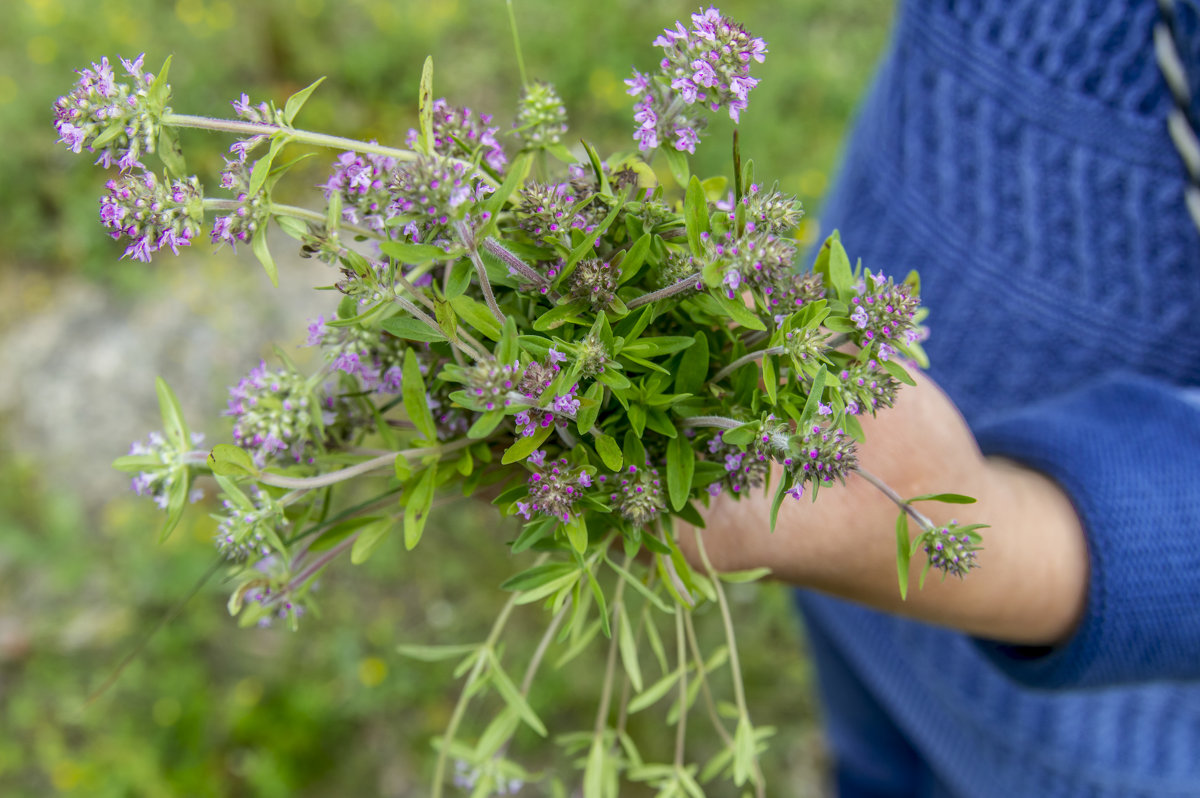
[628,404,646,437]
[666,434,695,511]
[618,234,652,284]
[627,669,681,714]
[417,56,434,156]
[379,315,448,342]
[823,233,854,299]
[111,454,163,473]
[377,240,449,264]
[146,55,173,112]
[663,146,689,186]
[607,558,673,613]
[403,349,437,440]
[675,332,709,396]
[497,315,520,363]
[800,365,828,423]
[762,354,777,405]
[576,382,603,435]
[156,127,187,178]
[594,433,623,471]
[620,336,696,358]
[907,492,978,504]
[563,514,589,554]
[486,652,549,736]
[684,175,710,257]
[733,718,755,787]
[449,294,503,340]
[717,567,773,584]
[565,197,623,273]
[155,377,189,450]
[617,604,643,692]
[350,516,397,564]
[769,473,789,533]
[282,76,325,125]
[880,358,917,386]
[403,465,438,549]
[159,471,189,542]
[500,562,575,592]
[713,294,766,331]
[895,512,911,600]
[718,424,755,447]
[532,300,589,332]
[444,258,473,298]
[623,429,646,469]
[206,444,259,478]
[467,409,506,439]
[483,152,533,221]
[433,298,458,342]
[396,642,479,662]
[251,226,278,286]
[308,515,381,553]
[248,134,289,199]
[596,367,631,392]
[501,424,553,464]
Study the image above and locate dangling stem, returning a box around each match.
[673,609,689,768]
[593,567,629,736]
[853,466,937,532]
[256,438,473,490]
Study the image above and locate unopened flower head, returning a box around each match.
[783,326,830,364]
[567,258,618,311]
[464,359,522,412]
[516,181,581,243]
[406,98,507,173]
[54,54,162,170]
[790,421,857,488]
[210,158,269,251]
[322,149,399,235]
[225,360,322,465]
[515,80,569,147]
[736,182,804,236]
[519,454,592,524]
[599,461,665,526]
[658,250,702,289]
[575,332,610,378]
[213,485,288,562]
[100,170,202,262]
[923,524,980,578]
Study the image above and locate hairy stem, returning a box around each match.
[678,415,744,432]
[162,112,499,188]
[456,221,507,326]
[708,346,785,385]
[256,438,473,490]
[482,238,558,299]
[626,275,704,310]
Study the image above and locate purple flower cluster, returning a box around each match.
[783,325,830,365]
[515,181,594,244]
[127,430,205,508]
[99,170,202,262]
[848,271,921,356]
[626,7,767,152]
[516,451,593,524]
[308,317,406,394]
[406,99,507,173]
[514,81,569,148]
[790,421,857,489]
[706,431,769,497]
[837,360,900,416]
[513,351,576,436]
[226,92,281,162]
[210,159,269,251]
[731,182,804,236]
[389,155,493,242]
[321,149,399,235]
[463,359,523,412]
[598,461,666,526]
[225,360,320,465]
[242,557,306,628]
[53,54,159,170]
[923,524,980,578]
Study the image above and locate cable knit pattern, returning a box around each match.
[794,0,1200,795]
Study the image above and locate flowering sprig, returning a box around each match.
[62,8,979,796]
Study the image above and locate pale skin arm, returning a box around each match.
[678,372,1090,647]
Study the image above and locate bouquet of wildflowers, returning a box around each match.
[55,6,982,795]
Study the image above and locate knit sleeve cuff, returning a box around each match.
[969,375,1200,690]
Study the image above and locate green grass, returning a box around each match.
[1,1,892,794]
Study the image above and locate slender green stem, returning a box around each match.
[694,530,766,797]
[257,438,473,490]
[853,466,937,532]
[162,112,499,188]
[708,346,785,385]
[593,563,630,736]
[682,612,734,749]
[673,609,688,768]
[431,572,536,798]
[505,0,529,88]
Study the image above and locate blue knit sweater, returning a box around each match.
[798,1,1200,795]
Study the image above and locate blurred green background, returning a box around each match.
[0,0,892,795]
